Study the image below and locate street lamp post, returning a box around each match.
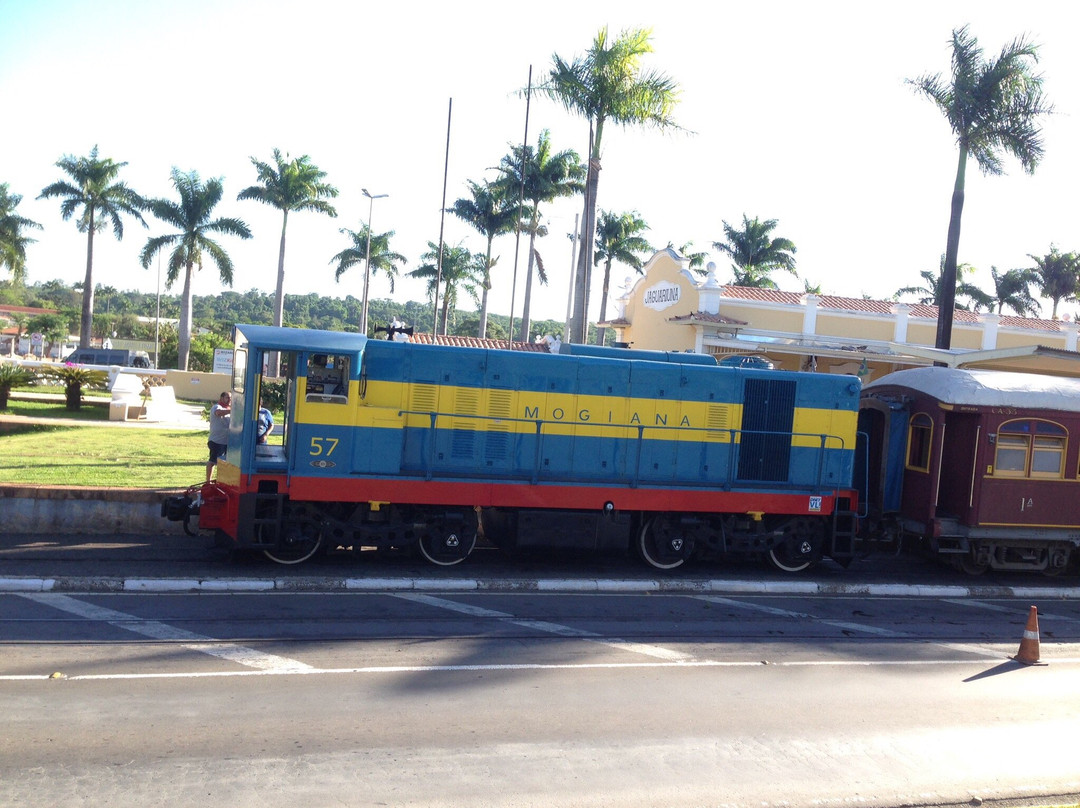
[360,188,389,335]
[154,252,161,368]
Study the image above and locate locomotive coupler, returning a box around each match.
[162,494,195,522]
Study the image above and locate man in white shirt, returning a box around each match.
[206,391,231,482]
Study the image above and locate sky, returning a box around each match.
[2,0,1079,331]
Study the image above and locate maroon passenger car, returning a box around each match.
[858,367,1080,575]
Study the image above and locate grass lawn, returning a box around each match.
[0,424,209,488]
[2,398,116,421]
[0,397,286,488]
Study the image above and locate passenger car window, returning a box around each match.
[994,419,1067,479]
[905,413,933,472]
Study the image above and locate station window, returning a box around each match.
[993,419,1067,479]
[305,353,350,403]
[906,413,933,472]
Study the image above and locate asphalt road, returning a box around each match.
[2,535,1079,808]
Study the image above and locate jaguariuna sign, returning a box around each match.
[642,280,681,312]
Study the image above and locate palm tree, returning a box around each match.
[38,145,147,348]
[989,266,1040,316]
[895,269,991,311]
[1030,247,1080,319]
[495,129,586,341]
[542,27,681,343]
[909,26,1052,348]
[331,224,407,332]
[713,215,797,289]
[237,149,338,334]
[667,241,708,275]
[0,184,42,283]
[895,255,992,311]
[408,242,483,335]
[140,169,252,370]
[448,180,516,338]
[594,210,651,346]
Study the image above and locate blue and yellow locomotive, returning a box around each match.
[166,324,861,571]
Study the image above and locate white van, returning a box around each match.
[62,349,154,369]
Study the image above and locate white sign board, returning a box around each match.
[642,280,682,312]
[213,348,234,375]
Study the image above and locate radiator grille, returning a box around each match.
[737,378,795,482]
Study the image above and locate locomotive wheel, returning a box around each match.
[768,518,822,573]
[767,542,813,573]
[263,522,323,565]
[953,553,988,576]
[417,523,477,566]
[637,516,694,571]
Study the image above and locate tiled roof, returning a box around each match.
[0,304,58,316]
[720,286,803,305]
[718,285,1065,333]
[406,333,550,352]
[998,314,1063,333]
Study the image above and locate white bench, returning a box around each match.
[143,385,182,422]
[108,373,145,421]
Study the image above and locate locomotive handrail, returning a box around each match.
[396,408,848,492]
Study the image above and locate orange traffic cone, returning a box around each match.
[1011,605,1047,666]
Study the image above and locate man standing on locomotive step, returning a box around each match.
[206,391,231,482]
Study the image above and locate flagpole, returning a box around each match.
[507,66,532,349]
[433,98,452,336]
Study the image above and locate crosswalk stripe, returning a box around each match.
[393,592,695,662]
[17,593,314,673]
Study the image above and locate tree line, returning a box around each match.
[894,249,1080,320]
[0,279,573,371]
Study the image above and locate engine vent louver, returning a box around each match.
[737,378,795,482]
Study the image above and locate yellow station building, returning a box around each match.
[600,249,1080,380]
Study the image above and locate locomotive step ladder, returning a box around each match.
[249,492,285,543]
[829,507,859,562]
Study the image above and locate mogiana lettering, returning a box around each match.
[523,405,691,427]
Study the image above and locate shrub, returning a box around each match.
[0,363,37,410]
[43,364,109,411]
[260,379,288,413]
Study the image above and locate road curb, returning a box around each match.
[2,576,1079,598]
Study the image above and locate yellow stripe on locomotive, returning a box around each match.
[296,378,854,448]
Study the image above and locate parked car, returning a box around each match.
[62,349,154,369]
[717,354,774,370]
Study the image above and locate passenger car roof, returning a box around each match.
[864,367,1080,413]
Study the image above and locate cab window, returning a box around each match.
[306,353,350,403]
